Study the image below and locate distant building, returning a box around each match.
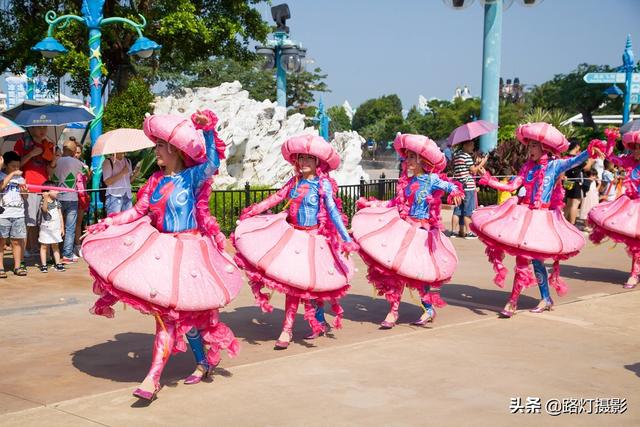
[499,77,525,103]
[452,85,472,101]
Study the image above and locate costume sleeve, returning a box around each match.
[479,171,524,192]
[555,150,590,175]
[321,179,352,242]
[108,176,154,225]
[240,182,290,219]
[188,128,220,189]
[431,174,461,194]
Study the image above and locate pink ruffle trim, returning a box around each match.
[89,269,239,365]
[232,250,349,330]
[470,223,576,296]
[358,247,448,306]
[589,221,640,255]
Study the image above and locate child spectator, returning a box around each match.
[600,160,618,202]
[38,181,65,273]
[0,151,28,277]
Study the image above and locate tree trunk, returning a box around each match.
[581,110,597,129]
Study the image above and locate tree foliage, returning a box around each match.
[352,95,402,132]
[0,0,271,95]
[327,105,351,136]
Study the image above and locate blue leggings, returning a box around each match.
[314,303,326,324]
[186,328,208,368]
[531,259,551,301]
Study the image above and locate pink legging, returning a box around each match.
[281,294,325,336]
[632,252,640,279]
[143,317,176,387]
[508,256,532,307]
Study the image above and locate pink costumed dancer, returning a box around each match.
[351,134,464,328]
[82,110,243,401]
[233,134,357,350]
[471,122,605,317]
[589,128,640,289]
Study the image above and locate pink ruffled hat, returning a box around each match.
[393,133,447,173]
[143,114,206,167]
[516,122,569,154]
[622,130,640,149]
[281,134,341,171]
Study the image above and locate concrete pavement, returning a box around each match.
[0,222,638,426]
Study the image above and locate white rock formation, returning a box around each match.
[153,82,368,188]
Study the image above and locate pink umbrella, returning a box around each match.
[91,128,155,156]
[0,116,25,138]
[447,120,498,146]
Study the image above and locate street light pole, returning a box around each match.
[32,0,161,217]
[25,65,35,100]
[622,35,635,124]
[274,32,288,107]
[256,4,306,108]
[479,0,502,153]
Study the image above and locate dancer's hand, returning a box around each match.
[192,110,210,126]
[451,195,462,206]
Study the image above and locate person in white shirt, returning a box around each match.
[52,140,85,263]
[102,153,138,215]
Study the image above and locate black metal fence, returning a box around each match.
[211,175,398,235]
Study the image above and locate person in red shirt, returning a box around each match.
[13,126,56,256]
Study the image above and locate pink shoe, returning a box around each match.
[133,385,159,401]
[304,330,325,340]
[499,305,517,318]
[411,308,436,326]
[623,283,637,289]
[184,365,214,385]
[529,299,554,313]
[274,330,292,350]
[379,314,398,329]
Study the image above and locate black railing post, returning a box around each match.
[359,176,365,198]
[378,173,385,199]
[244,181,251,207]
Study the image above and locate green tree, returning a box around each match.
[179,58,275,101]
[327,105,351,136]
[179,58,330,110]
[352,95,403,132]
[529,63,621,128]
[286,67,330,112]
[103,77,154,132]
[0,0,271,95]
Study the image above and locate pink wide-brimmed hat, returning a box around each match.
[622,130,640,149]
[143,114,206,166]
[516,122,569,154]
[393,133,447,173]
[281,134,341,171]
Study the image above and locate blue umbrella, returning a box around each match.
[12,104,94,127]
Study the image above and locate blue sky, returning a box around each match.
[257,0,640,110]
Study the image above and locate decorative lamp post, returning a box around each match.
[255,3,307,107]
[604,85,624,100]
[31,0,161,214]
[25,66,35,100]
[443,0,544,153]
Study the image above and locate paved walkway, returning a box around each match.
[0,223,638,426]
